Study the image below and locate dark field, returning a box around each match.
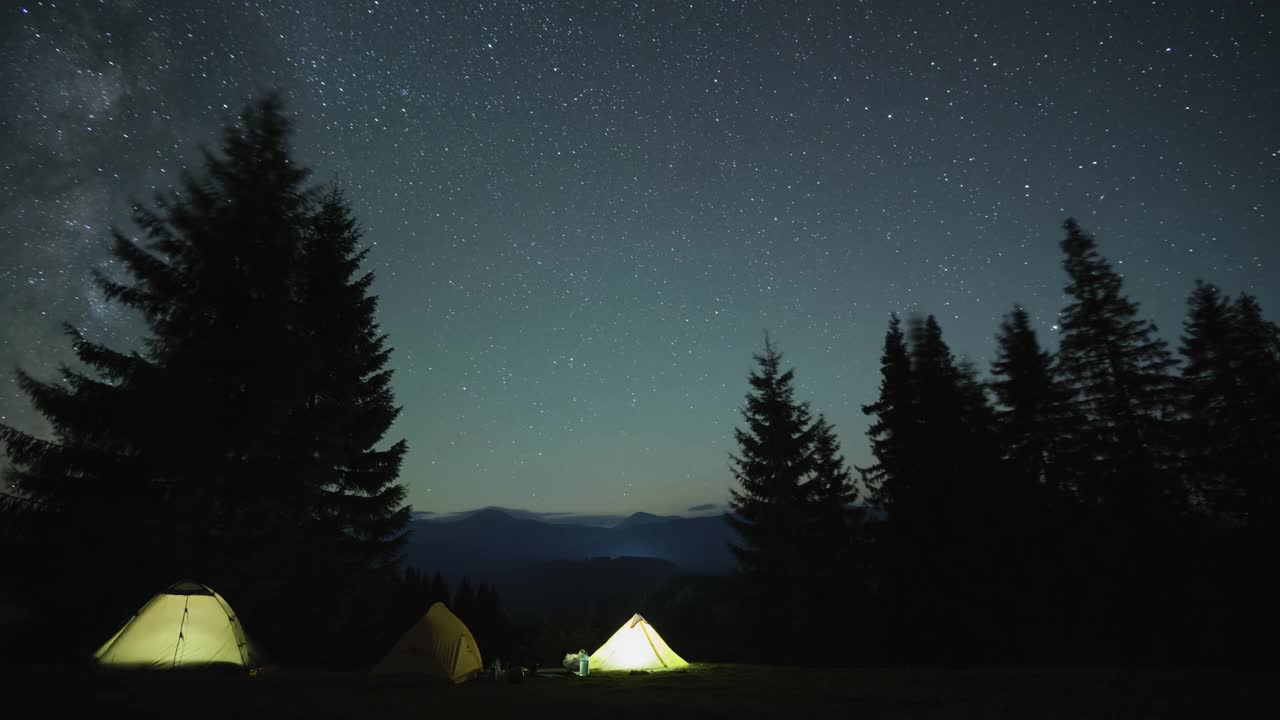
[7,663,1272,719]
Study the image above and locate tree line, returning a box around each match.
[728,220,1279,666]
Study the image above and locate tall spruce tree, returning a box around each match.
[860,314,912,514]
[1229,294,1280,536]
[988,306,1088,660]
[862,314,1004,661]
[1054,218,1188,663]
[268,186,411,664]
[1180,284,1280,527]
[726,335,814,660]
[905,315,998,525]
[0,95,410,662]
[807,414,857,541]
[990,306,1080,500]
[954,355,1002,487]
[1055,218,1181,515]
[858,314,917,661]
[296,188,410,572]
[804,414,863,659]
[865,314,999,523]
[1227,294,1280,664]
[1178,282,1242,517]
[0,97,315,642]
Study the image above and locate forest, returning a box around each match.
[1,95,1276,671]
[728,243,1278,667]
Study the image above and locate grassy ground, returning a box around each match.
[6,663,1273,719]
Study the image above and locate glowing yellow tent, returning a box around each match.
[94,581,252,669]
[589,613,688,671]
[372,602,483,683]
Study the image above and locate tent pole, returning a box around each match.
[172,596,191,669]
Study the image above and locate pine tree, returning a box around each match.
[453,577,477,622]
[990,306,1080,500]
[862,313,1001,661]
[1180,285,1280,527]
[1053,219,1189,662]
[1055,218,1181,515]
[1225,293,1280,660]
[0,95,410,662]
[858,314,918,661]
[472,582,507,658]
[808,414,857,538]
[804,414,862,660]
[0,97,314,640]
[906,315,997,525]
[1179,282,1241,516]
[863,314,998,525]
[295,188,410,574]
[954,356,1002,484]
[1229,294,1280,536]
[239,187,412,666]
[402,566,430,604]
[476,582,504,625]
[391,566,432,628]
[726,335,814,660]
[987,306,1089,660]
[860,314,912,514]
[429,572,451,607]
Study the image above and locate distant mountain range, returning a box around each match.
[403,508,739,618]
[404,506,882,621]
[418,506,697,528]
[406,508,739,579]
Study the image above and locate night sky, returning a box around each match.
[1,1,1276,519]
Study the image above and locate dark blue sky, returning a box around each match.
[2,1,1276,517]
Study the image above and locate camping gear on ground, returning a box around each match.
[579,650,590,676]
[371,602,483,684]
[589,613,688,672]
[94,580,253,669]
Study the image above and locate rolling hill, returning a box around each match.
[406,508,738,577]
[404,508,740,619]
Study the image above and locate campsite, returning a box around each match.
[10,574,1272,717]
[6,578,1274,719]
[1,2,1277,717]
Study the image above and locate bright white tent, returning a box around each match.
[589,613,688,671]
[94,581,252,669]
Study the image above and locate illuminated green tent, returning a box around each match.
[372,602,483,683]
[94,581,252,669]
[589,613,688,671]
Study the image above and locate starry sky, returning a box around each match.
[1,1,1276,519]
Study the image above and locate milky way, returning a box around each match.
[2,1,1276,516]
